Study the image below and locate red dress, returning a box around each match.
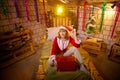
[51,36,80,55]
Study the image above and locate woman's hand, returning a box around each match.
[70,29,81,44]
[70,29,77,39]
[53,59,57,66]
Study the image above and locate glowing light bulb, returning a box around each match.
[57,7,63,13]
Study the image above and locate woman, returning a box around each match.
[48,26,89,74]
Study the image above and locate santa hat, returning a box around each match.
[59,25,73,31]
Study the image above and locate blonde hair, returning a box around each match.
[57,29,70,39]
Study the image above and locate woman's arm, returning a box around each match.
[48,37,57,65]
[70,37,81,48]
[70,29,81,47]
[51,37,57,55]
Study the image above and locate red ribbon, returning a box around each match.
[110,2,120,38]
[34,0,39,22]
[82,1,87,31]
[24,0,30,20]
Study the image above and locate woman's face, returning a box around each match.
[59,29,67,38]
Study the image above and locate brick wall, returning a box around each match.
[0,0,47,46]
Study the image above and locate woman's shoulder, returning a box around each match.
[53,36,58,42]
[54,36,58,40]
[69,36,73,40]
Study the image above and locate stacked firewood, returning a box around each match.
[0,28,35,68]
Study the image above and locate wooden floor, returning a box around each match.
[89,52,120,80]
[0,46,42,80]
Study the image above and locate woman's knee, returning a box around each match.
[71,46,79,51]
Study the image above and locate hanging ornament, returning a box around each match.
[85,6,97,34]
[24,0,30,20]
[99,2,107,32]
[82,1,87,31]
[0,0,7,15]
[110,1,120,38]
[85,14,96,34]
[14,0,20,17]
[43,0,48,27]
[34,0,39,22]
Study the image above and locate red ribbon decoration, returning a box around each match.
[14,0,19,17]
[43,0,48,27]
[82,1,87,31]
[34,0,39,22]
[110,2,120,38]
[24,0,30,20]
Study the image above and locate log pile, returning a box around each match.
[0,28,35,69]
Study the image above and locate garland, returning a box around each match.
[34,0,39,22]
[24,0,30,20]
[85,6,96,34]
[110,1,120,38]
[0,0,7,15]
[14,0,20,17]
[99,2,106,32]
[82,1,87,31]
[85,15,96,34]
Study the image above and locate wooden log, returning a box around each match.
[0,29,35,69]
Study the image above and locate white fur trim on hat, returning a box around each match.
[59,26,67,30]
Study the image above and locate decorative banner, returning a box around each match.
[82,1,87,31]
[24,0,30,20]
[0,0,7,15]
[99,2,107,32]
[14,0,20,17]
[111,1,120,38]
[34,0,39,22]
[43,0,48,27]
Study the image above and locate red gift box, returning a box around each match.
[56,56,78,72]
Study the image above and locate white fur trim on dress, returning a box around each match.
[48,55,56,65]
[75,39,81,44]
[57,38,69,51]
[49,55,56,61]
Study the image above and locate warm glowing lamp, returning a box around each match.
[55,5,65,16]
[57,7,63,13]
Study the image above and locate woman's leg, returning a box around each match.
[63,46,89,75]
[63,46,84,64]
